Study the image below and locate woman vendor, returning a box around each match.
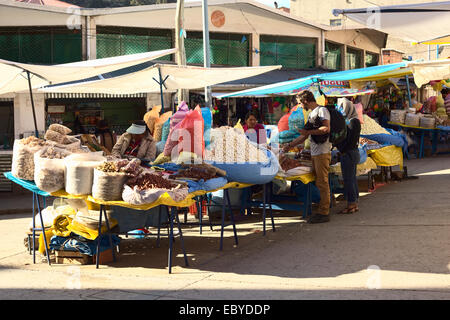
[243,110,267,145]
[111,120,156,161]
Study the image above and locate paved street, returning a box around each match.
[0,155,449,300]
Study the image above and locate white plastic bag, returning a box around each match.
[122,184,189,205]
[34,146,72,193]
[64,153,106,195]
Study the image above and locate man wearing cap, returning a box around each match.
[111,120,156,161]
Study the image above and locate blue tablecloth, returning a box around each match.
[437,125,450,132]
[3,172,50,196]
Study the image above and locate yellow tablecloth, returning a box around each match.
[275,172,316,185]
[51,181,253,211]
[367,145,403,169]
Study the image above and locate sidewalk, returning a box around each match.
[0,155,449,300]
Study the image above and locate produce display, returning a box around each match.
[170,163,226,181]
[279,155,303,172]
[361,115,390,135]
[205,126,269,163]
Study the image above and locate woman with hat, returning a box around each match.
[111,120,156,161]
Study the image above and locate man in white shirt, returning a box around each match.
[283,90,332,223]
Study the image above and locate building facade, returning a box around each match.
[0,0,387,143]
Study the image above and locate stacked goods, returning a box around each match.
[405,113,421,127]
[390,110,406,124]
[12,136,49,180]
[361,115,390,135]
[45,124,82,151]
[92,159,142,201]
[122,172,189,205]
[34,146,72,193]
[419,115,436,129]
[65,153,106,195]
[205,127,269,163]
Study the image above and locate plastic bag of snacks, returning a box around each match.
[11,136,48,180]
[122,172,189,205]
[44,129,66,144]
[153,111,172,142]
[34,146,72,193]
[144,105,162,135]
[64,153,106,195]
[48,123,72,135]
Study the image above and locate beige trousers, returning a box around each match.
[311,152,331,215]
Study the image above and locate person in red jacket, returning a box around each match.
[243,110,267,145]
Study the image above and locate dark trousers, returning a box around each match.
[340,149,360,204]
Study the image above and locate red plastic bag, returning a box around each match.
[165,106,205,159]
[278,112,291,132]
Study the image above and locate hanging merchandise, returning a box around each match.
[143,105,162,135]
[163,102,189,157]
[201,107,212,149]
[153,111,172,142]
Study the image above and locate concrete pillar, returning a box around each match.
[251,33,260,66]
[14,92,46,139]
[341,45,347,70]
[146,92,173,113]
[87,16,97,60]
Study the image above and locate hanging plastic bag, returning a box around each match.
[288,107,306,131]
[153,111,172,142]
[278,112,291,132]
[201,107,212,149]
[176,106,205,159]
[143,105,162,135]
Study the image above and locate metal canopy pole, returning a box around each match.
[153,66,170,114]
[405,74,412,109]
[202,0,212,109]
[26,71,39,138]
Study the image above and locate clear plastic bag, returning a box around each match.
[122,184,189,205]
[48,123,72,135]
[34,146,72,193]
[11,137,47,180]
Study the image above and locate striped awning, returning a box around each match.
[44,92,148,99]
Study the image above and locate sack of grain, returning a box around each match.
[11,136,48,180]
[64,153,106,195]
[92,168,128,201]
[405,113,420,127]
[34,146,72,193]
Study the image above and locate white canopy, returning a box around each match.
[333,1,450,44]
[40,64,282,94]
[0,48,177,94]
[408,59,450,87]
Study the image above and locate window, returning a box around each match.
[365,52,379,67]
[260,35,316,69]
[0,27,82,64]
[184,32,250,66]
[324,41,342,70]
[330,19,342,26]
[96,27,173,61]
[347,47,362,70]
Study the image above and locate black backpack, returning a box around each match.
[304,105,347,146]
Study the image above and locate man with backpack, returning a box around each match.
[283,90,334,223]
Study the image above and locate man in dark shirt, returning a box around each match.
[336,98,361,214]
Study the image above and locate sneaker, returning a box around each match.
[308,213,330,224]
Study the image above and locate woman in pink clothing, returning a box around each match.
[243,111,267,145]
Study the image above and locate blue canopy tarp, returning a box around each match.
[217,62,408,98]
